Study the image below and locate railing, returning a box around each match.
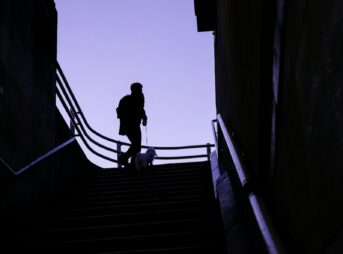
[56,62,214,166]
[0,137,76,177]
[212,114,284,254]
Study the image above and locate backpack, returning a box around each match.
[116,95,130,119]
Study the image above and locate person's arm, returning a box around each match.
[140,94,147,126]
[142,110,147,126]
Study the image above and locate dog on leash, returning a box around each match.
[135,147,157,170]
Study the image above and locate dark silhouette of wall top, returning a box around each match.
[0,0,57,170]
[194,0,215,32]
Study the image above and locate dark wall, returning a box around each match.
[0,0,57,169]
[0,0,100,219]
[0,109,98,215]
[214,0,275,194]
[199,0,343,252]
[274,1,343,253]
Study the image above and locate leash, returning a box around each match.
[145,125,148,146]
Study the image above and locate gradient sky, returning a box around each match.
[55,0,215,168]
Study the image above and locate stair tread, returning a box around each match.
[13,162,226,253]
[41,195,214,211]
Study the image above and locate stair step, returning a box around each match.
[24,230,222,252]
[12,161,226,253]
[78,177,210,192]
[22,206,216,229]
[98,162,209,175]
[59,189,211,206]
[70,190,208,202]
[89,170,210,185]
[46,193,212,210]
[71,182,209,197]
[95,244,224,254]
[33,199,214,218]
[28,218,220,241]
[82,172,209,187]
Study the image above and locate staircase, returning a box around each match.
[14,161,227,253]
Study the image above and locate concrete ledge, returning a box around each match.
[210,151,249,254]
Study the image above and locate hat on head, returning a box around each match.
[131,82,143,91]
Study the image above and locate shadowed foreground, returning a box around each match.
[10,161,227,253]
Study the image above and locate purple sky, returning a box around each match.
[55,0,215,168]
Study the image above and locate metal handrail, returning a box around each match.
[56,88,118,163]
[56,61,214,164]
[0,137,76,177]
[216,115,249,187]
[56,63,212,150]
[56,85,210,163]
[0,64,213,176]
[212,114,283,254]
[56,76,120,154]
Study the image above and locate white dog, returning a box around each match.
[135,147,157,170]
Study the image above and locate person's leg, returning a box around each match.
[118,151,129,167]
[126,127,142,167]
[118,127,141,168]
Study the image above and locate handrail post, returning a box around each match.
[117,143,122,168]
[206,143,211,161]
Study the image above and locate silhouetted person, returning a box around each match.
[116,82,147,168]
